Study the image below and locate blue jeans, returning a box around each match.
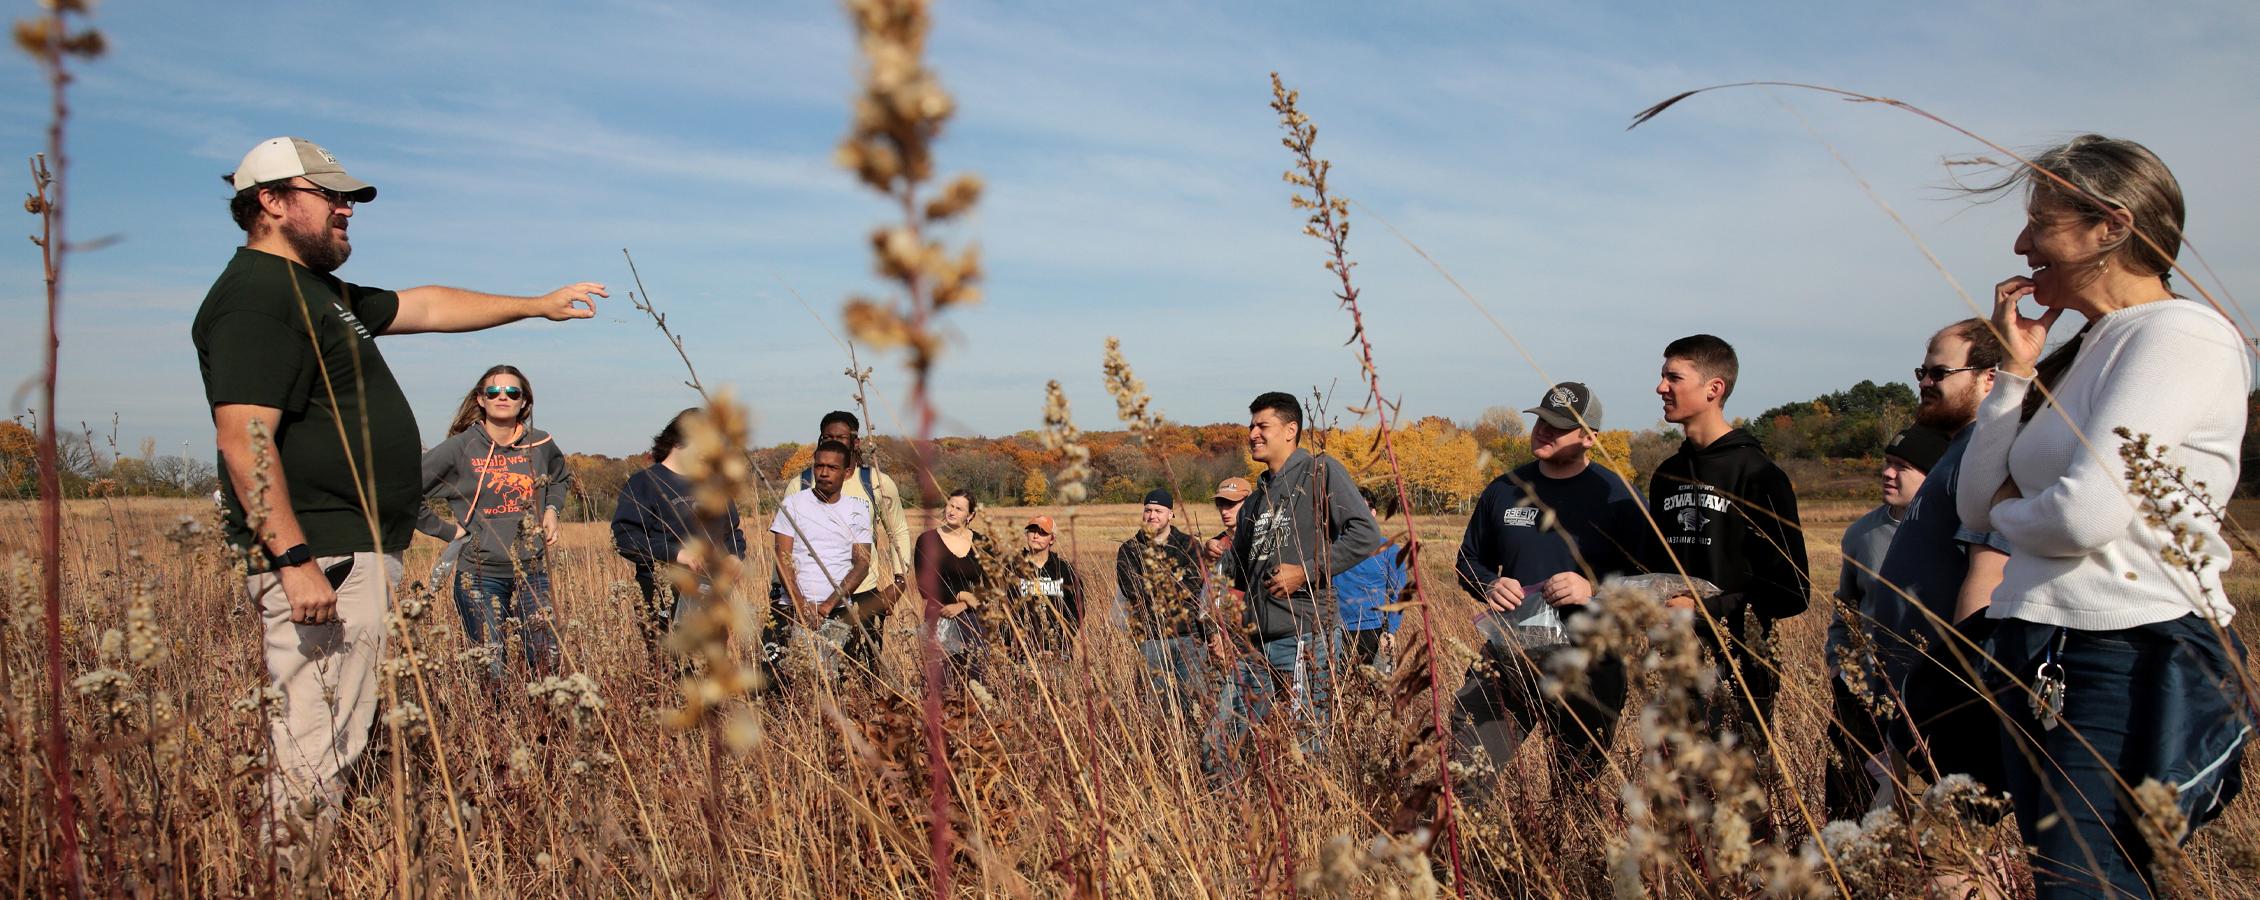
[1992,615,2251,899]
[1139,636,1212,727]
[1206,630,1343,774]
[452,570,557,683]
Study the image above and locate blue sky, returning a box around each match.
[3,1,2255,457]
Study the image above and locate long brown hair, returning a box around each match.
[446,364,535,437]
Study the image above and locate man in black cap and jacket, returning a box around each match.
[1117,489,1208,726]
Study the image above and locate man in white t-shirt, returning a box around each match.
[771,441,873,636]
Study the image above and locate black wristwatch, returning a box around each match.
[266,542,313,569]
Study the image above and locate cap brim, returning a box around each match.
[1525,407,1582,429]
[303,172,376,202]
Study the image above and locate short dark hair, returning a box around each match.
[820,410,859,433]
[650,408,701,462]
[813,439,853,464]
[948,488,978,515]
[229,181,289,234]
[1662,334,1740,402]
[1934,318,2006,373]
[1249,391,1303,428]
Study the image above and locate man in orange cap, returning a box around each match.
[1010,515,1082,652]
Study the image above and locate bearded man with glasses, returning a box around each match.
[1856,318,2016,809]
[190,137,606,862]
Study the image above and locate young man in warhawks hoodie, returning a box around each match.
[1645,334,1810,755]
[1213,391,1382,763]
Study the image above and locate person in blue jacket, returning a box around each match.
[612,408,747,648]
[1334,533,1405,668]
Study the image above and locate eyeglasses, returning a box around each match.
[1914,365,1983,384]
[272,184,356,209]
[481,385,524,400]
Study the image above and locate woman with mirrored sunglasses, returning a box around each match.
[417,364,572,690]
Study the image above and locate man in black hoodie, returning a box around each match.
[1646,334,1810,755]
[1212,392,1382,764]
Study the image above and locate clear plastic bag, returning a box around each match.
[428,536,467,589]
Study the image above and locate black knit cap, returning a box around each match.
[1884,425,1952,474]
[1142,489,1173,509]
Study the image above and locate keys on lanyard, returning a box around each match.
[2032,627,2069,732]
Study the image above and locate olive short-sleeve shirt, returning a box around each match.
[192,247,420,560]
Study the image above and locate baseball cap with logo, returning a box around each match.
[1525,382,1604,431]
[1025,515,1057,535]
[1212,477,1253,502]
[227,137,377,202]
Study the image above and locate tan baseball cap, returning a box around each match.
[227,137,376,202]
[1212,477,1252,502]
[1025,515,1057,535]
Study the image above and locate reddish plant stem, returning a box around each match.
[31,12,87,894]
[900,188,957,899]
[1278,81,1467,890]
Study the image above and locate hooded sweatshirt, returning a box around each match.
[1227,447,1382,642]
[417,424,571,577]
[1642,428,1810,621]
[611,463,747,575]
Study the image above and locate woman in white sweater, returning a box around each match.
[1958,135,2252,898]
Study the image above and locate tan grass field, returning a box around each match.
[1,495,2256,896]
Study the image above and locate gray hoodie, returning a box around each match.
[1226,447,1382,641]
[417,425,571,577]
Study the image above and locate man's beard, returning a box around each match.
[1914,387,1978,430]
[282,215,352,274]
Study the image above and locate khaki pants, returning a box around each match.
[248,551,400,828]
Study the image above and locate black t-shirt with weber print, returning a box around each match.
[1454,461,1648,600]
[192,247,420,560]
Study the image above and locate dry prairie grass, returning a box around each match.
[3,494,2255,895]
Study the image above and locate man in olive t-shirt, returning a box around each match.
[194,137,606,845]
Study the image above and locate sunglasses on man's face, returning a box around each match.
[482,386,524,400]
[1913,365,1982,384]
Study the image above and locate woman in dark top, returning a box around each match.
[914,489,988,671]
[612,408,747,649]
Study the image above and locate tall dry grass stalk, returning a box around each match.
[16,2,102,892]
[1268,72,1469,891]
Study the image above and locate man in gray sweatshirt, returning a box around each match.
[1209,391,1381,768]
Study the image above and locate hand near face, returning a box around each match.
[1990,275,2061,377]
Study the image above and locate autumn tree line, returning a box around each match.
[13,382,2260,508]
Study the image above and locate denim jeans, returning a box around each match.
[1992,615,2252,899]
[452,570,557,683]
[1206,630,1343,774]
[1139,635,1212,727]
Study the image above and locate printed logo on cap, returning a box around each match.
[1550,386,1580,408]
